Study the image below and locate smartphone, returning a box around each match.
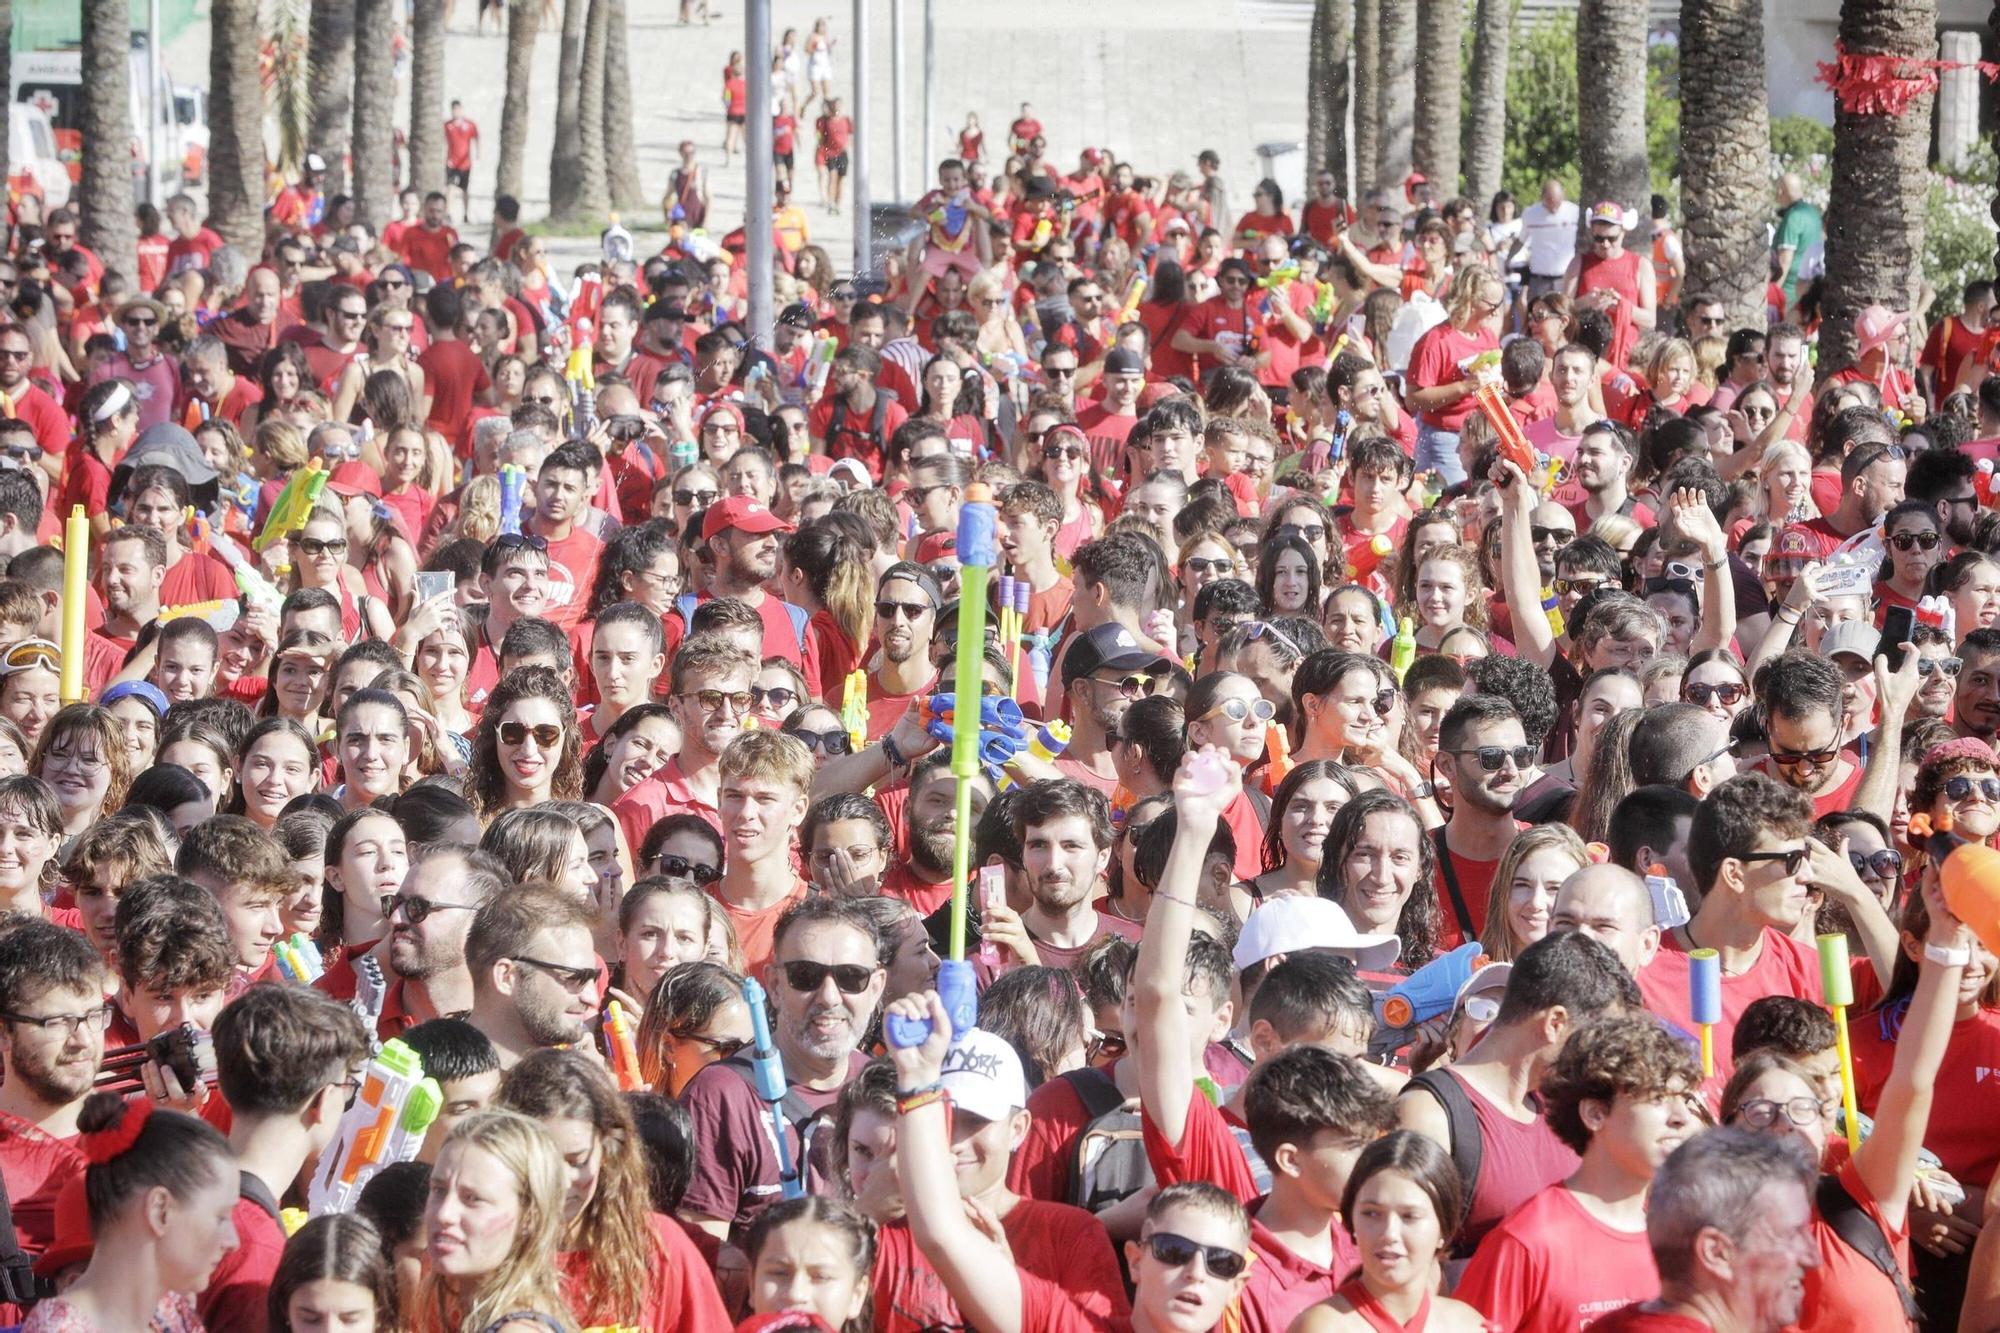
[415,570,456,605]
[1879,605,1917,671]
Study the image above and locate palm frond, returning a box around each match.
[265,0,313,177]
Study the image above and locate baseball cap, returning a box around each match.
[828,458,872,488]
[1103,347,1146,377]
[1585,200,1627,228]
[777,302,816,329]
[1061,623,1172,687]
[305,152,328,173]
[914,530,958,565]
[100,680,170,717]
[940,1028,1028,1123]
[1820,621,1880,663]
[326,460,382,499]
[1454,960,1513,1024]
[701,495,791,542]
[1232,897,1401,973]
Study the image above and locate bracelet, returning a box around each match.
[1776,607,1801,624]
[881,734,906,771]
[1924,942,1971,967]
[1154,890,1199,908]
[896,1085,948,1115]
[1702,557,1726,572]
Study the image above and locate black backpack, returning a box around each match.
[1816,1172,1920,1322]
[0,1163,41,1307]
[1063,1066,1269,1215]
[826,393,892,466]
[1406,1068,1484,1259]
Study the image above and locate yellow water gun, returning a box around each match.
[841,669,869,753]
[252,458,330,553]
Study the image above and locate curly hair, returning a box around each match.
[1316,787,1438,967]
[31,704,133,819]
[466,666,584,817]
[1541,1014,1701,1154]
[1400,540,1488,632]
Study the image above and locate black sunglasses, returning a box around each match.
[751,686,797,709]
[1185,556,1234,576]
[781,960,878,994]
[1452,745,1536,773]
[1530,525,1574,546]
[1145,1231,1247,1280]
[384,894,480,926]
[1848,849,1903,880]
[1740,847,1809,876]
[1889,531,1941,552]
[674,488,721,507]
[650,854,721,884]
[790,728,853,756]
[495,533,549,553]
[509,955,597,990]
[876,599,933,622]
[1946,776,2000,804]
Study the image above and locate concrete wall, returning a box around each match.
[1766,0,1989,128]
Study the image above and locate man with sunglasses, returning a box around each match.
[464,886,600,1070]
[1561,202,1655,370]
[1328,352,1417,456]
[613,634,756,856]
[1705,327,1768,414]
[682,897,886,1242]
[337,844,512,1040]
[284,286,368,394]
[87,297,178,431]
[1904,446,1982,552]
[1432,696,1535,949]
[200,984,370,1331]
[1174,256,1269,378]
[857,562,942,742]
[1748,649,1872,819]
[0,922,105,1260]
[1059,622,1173,795]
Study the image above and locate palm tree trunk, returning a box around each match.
[1375,0,1415,194]
[79,0,139,281]
[1353,0,1380,196]
[407,0,447,196]
[549,0,589,217]
[1413,0,1462,196]
[1463,0,1512,206]
[208,0,265,254]
[0,1,14,192]
[1820,0,1936,373]
[308,0,355,196]
[351,0,397,231]
[496,0,540,204]
[1680,0,1770,328]
[603,0,643,211]
[574,0,611,216]
[1307,0,1352,195]
[1576,0,1650,231]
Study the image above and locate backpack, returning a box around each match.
[676,592,809,655]
[1406,1069,1483,1258]
[1815,1172,1920,1322]
[0,1164,38,1307]
[1063,1067,1270,1215]
[826,393,892,466]
[724,1055,838,1198]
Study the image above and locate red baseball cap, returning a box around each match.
[914,529,957,564]
[326,460,382,499]
[701,495,792,541]
[700,400,748,431]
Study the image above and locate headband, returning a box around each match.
[92,382,133,423]
[1921,737,1998,771]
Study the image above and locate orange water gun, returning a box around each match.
[1263,723,1294,796]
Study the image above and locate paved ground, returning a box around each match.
[158,0,1313,278]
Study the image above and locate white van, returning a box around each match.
[12,43,183,205]
[8,102,69,210]
[173,82,206,186]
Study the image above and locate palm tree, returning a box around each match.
[351,0,397,231]
[208,0,266,254]
[1412,0,1462,196]
[1576,0,1649,228]
[1463,0,1513,207]
[603,0,643,211]
[1352,0,1380,196]
[549,0,589,217]
[496,0,540,204]
[0,1,14,193]
[307,0,355,195]
[267,0,312,179]
[1374,0,1414,195]
[1680,0,1770,328]
[573,0,611,217]
[1819,0,1937,373]
[1307,0,1352,195]
[407,0,447,196]
[78,0,138,281]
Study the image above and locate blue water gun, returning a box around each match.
[498,464,526,537]
[742,976,804,1199]
[1371,941,1489,1050]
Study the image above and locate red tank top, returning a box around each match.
[1338,1278,1431,1333]
[1577,248,1642,369]
[1452,1069,1583,1250]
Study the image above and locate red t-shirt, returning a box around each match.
[1850,1000,2000,1188]
[167,227,226,275]
[197,1189,285,1333]
[533,525,604,630]
[1455,1182,1658,1333]
[0,1112,79,1257]
[709,880,808,980]
[1237,1207,1362,1333]
[1140,1078,1261,1203]
[1420,1069,1581,1253]
[1028,909,1142,973]
[613,757,722,860]
[879,859,952,917]
[1744,752,1863,822]
[1408,321,1501,432]
[443,117,479,171]
[558,1211,730,1332]
[1302,199,1349,248]
[1588,1309,1713,1333]
[871,1203,1130,1332]
[808,392,912,479]
[1075,403,1138,482]
[396,223,460,281]
[9,382,71,456]
[418,338,491,450]
[1795,1157,1912,1333]
[1009,1068,1107,1203]
[161,550,239,608]
[1185,296,1264,374]
[1638,927,1824,1097]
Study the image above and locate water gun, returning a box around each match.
[1118,275,1148,322]
[1030,216,1054,250]
[252,459,329,552]
[1689,947,1720,1079]
[1309,281,1339,335]
[1818,933,1862,1155]
[1836,1108,1965,1206]
[158,599,236,629]
[1257,263,1301,290]
[1473,379,1554,496]
[568,270,604,350]
[840,669,869,754]
[1370,941,1489,1053]
[742,976,805,1199]
[197,522,286,615]
[1262,722,1293,796]
[604,998,642,1092]
[808,333,840,395]
[308,1038,443,1215]
[275,933,324,985]
[565,345,597,438]
[1388,616,1417,684]
[1539,586,1565,639]
[498,464,526,537]
[1345,533,1393,583]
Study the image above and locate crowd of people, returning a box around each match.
[6,34,2000,1333]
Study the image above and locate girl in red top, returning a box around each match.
[816,99,853,215]
[783,523,870,700]
[64,381,138,538]
[1876,500,1942,617]
[1229,178,1296,254]
[1405,266,1504,485]
[1621,337,1710,425]
[1037,424,1105,561]
[721,51,748,164]
[958,111,984,164]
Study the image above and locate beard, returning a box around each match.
[10,1045,96,1106]
[909,811,954,877]
[516,987,587,1048]
[792,1001,863,1061]
[1032,871,1092,915]
[389,929,458,982]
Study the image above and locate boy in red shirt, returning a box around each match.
[443,101,479,221]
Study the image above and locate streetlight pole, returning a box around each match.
[146,0,163,204]
[890,0,905,202]
[852,0,871,274]
[922,0,935,184]
[746,0,774,348]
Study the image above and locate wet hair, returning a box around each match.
[976,966,1087,1089]
[1247,950,1375,1045]
[634,960,744,1090]
[1496,929,1643,1025]
[1243,1045,1397,1164]
[400,1016,502,1086]
[269,1214,397,1333]
[1732,995,1838,1063]
[213,982,371,1116]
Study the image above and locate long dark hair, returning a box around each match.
[466,666,584,817]
[1316,787,1438,967]
[1339,1130,1465,1247]
[1257,532,1322,617]
[1262,759,1361,873]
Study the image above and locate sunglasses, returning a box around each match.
[1244,621,1306,660]
[1530,525,1575,546]
[123,315,157,328]
[1919,656,1963,678]
[651,853,721,884]
[1452,744,1536,772]
[1947,776,2000,804]
[1848,849,1903,880]
[495,533,549,553]
[683,1032,749,1060]
[292,535,348,557]
[674,488,721,507]
[876,599,933,622]
[1739,847,1809,876]
[1044,366,1079,379]
[1145,1231,1248,1280]
[781,960,878,994]
[1552,576,1605,597]
[1684,682,1746,707]
[683,689,753,713]
[498,720,563,748]
[1201,696,1276,725]
[509,955,598,990]
[1767,743,1839,769]
[752,686,797,709]
[1889,531,1941,552]
[384,894,480,926]
[1086,1030,1128,1063]
[1042,443,1085,460]
[1185,556,1234,577]
[791,728,853,756]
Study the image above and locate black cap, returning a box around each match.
[1062,623,1172,687]
[777,302,815,329]
[1103,347,1146,376]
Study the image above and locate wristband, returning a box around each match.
[896,1085,948,1115]
[1924,942,1971,967]
[1702,557,1726,572]
[881,734,906,771]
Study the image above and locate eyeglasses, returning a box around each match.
[683,1032,749,1060]
[45,746,107,775]
[1042,443,1085,461]
[682,689,753,714]
[1530,526,1575,547]
[1946,775,2000,804]
[495,533,549,553]
[385,894,480,925]
[1919,656,1963,679]
[876,599,934,624]
[508,956,598,990]
[1144,1231,1248,1280]
[1451,745,1537,773]
[790,728,853,756]
[1888,531,1941,552]
[1766,742,1839,770]
[1,1003,113,1038]
[1185,556,1234,577]
[1732,1096,1829,1130]
[1848,848,1903,881]
[647,853,721,884]
[1739,847,1809,876]
[292,535,349,557]
[1552,576,1605,597]
[674,488,721,507]
[498,720,564,748]
[1684,682,1746,707]
[780,960,879,994]
[1199,696,1276,725]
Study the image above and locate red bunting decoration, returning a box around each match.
[1816,40,2000,117]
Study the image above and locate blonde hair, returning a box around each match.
[1477,824,1588,961]
[256,418,309,471]
[717,730,814,797]
[1757,440,1815,520]
[1692,334,1727,390]
[414,1110,575,1333]
[1446,264,1503,324]
[1588,512,1643,554]
[1646,338,1696,392]
[452,474,502,547]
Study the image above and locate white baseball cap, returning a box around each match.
[1232,897,1401,973]
[941,1028,1027,1123]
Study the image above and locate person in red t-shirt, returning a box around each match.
[417,284,491,453]
[395,191,460,282]
[1406,266,1505,487]
[164,194,225,277]
[0,923,102,1262]
[1174,257,1267,385]
[809,345,910,480]
[525,443,606,631]
[816,99,853,213]
[443,100,480,221]
[1430,697,1535,951]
